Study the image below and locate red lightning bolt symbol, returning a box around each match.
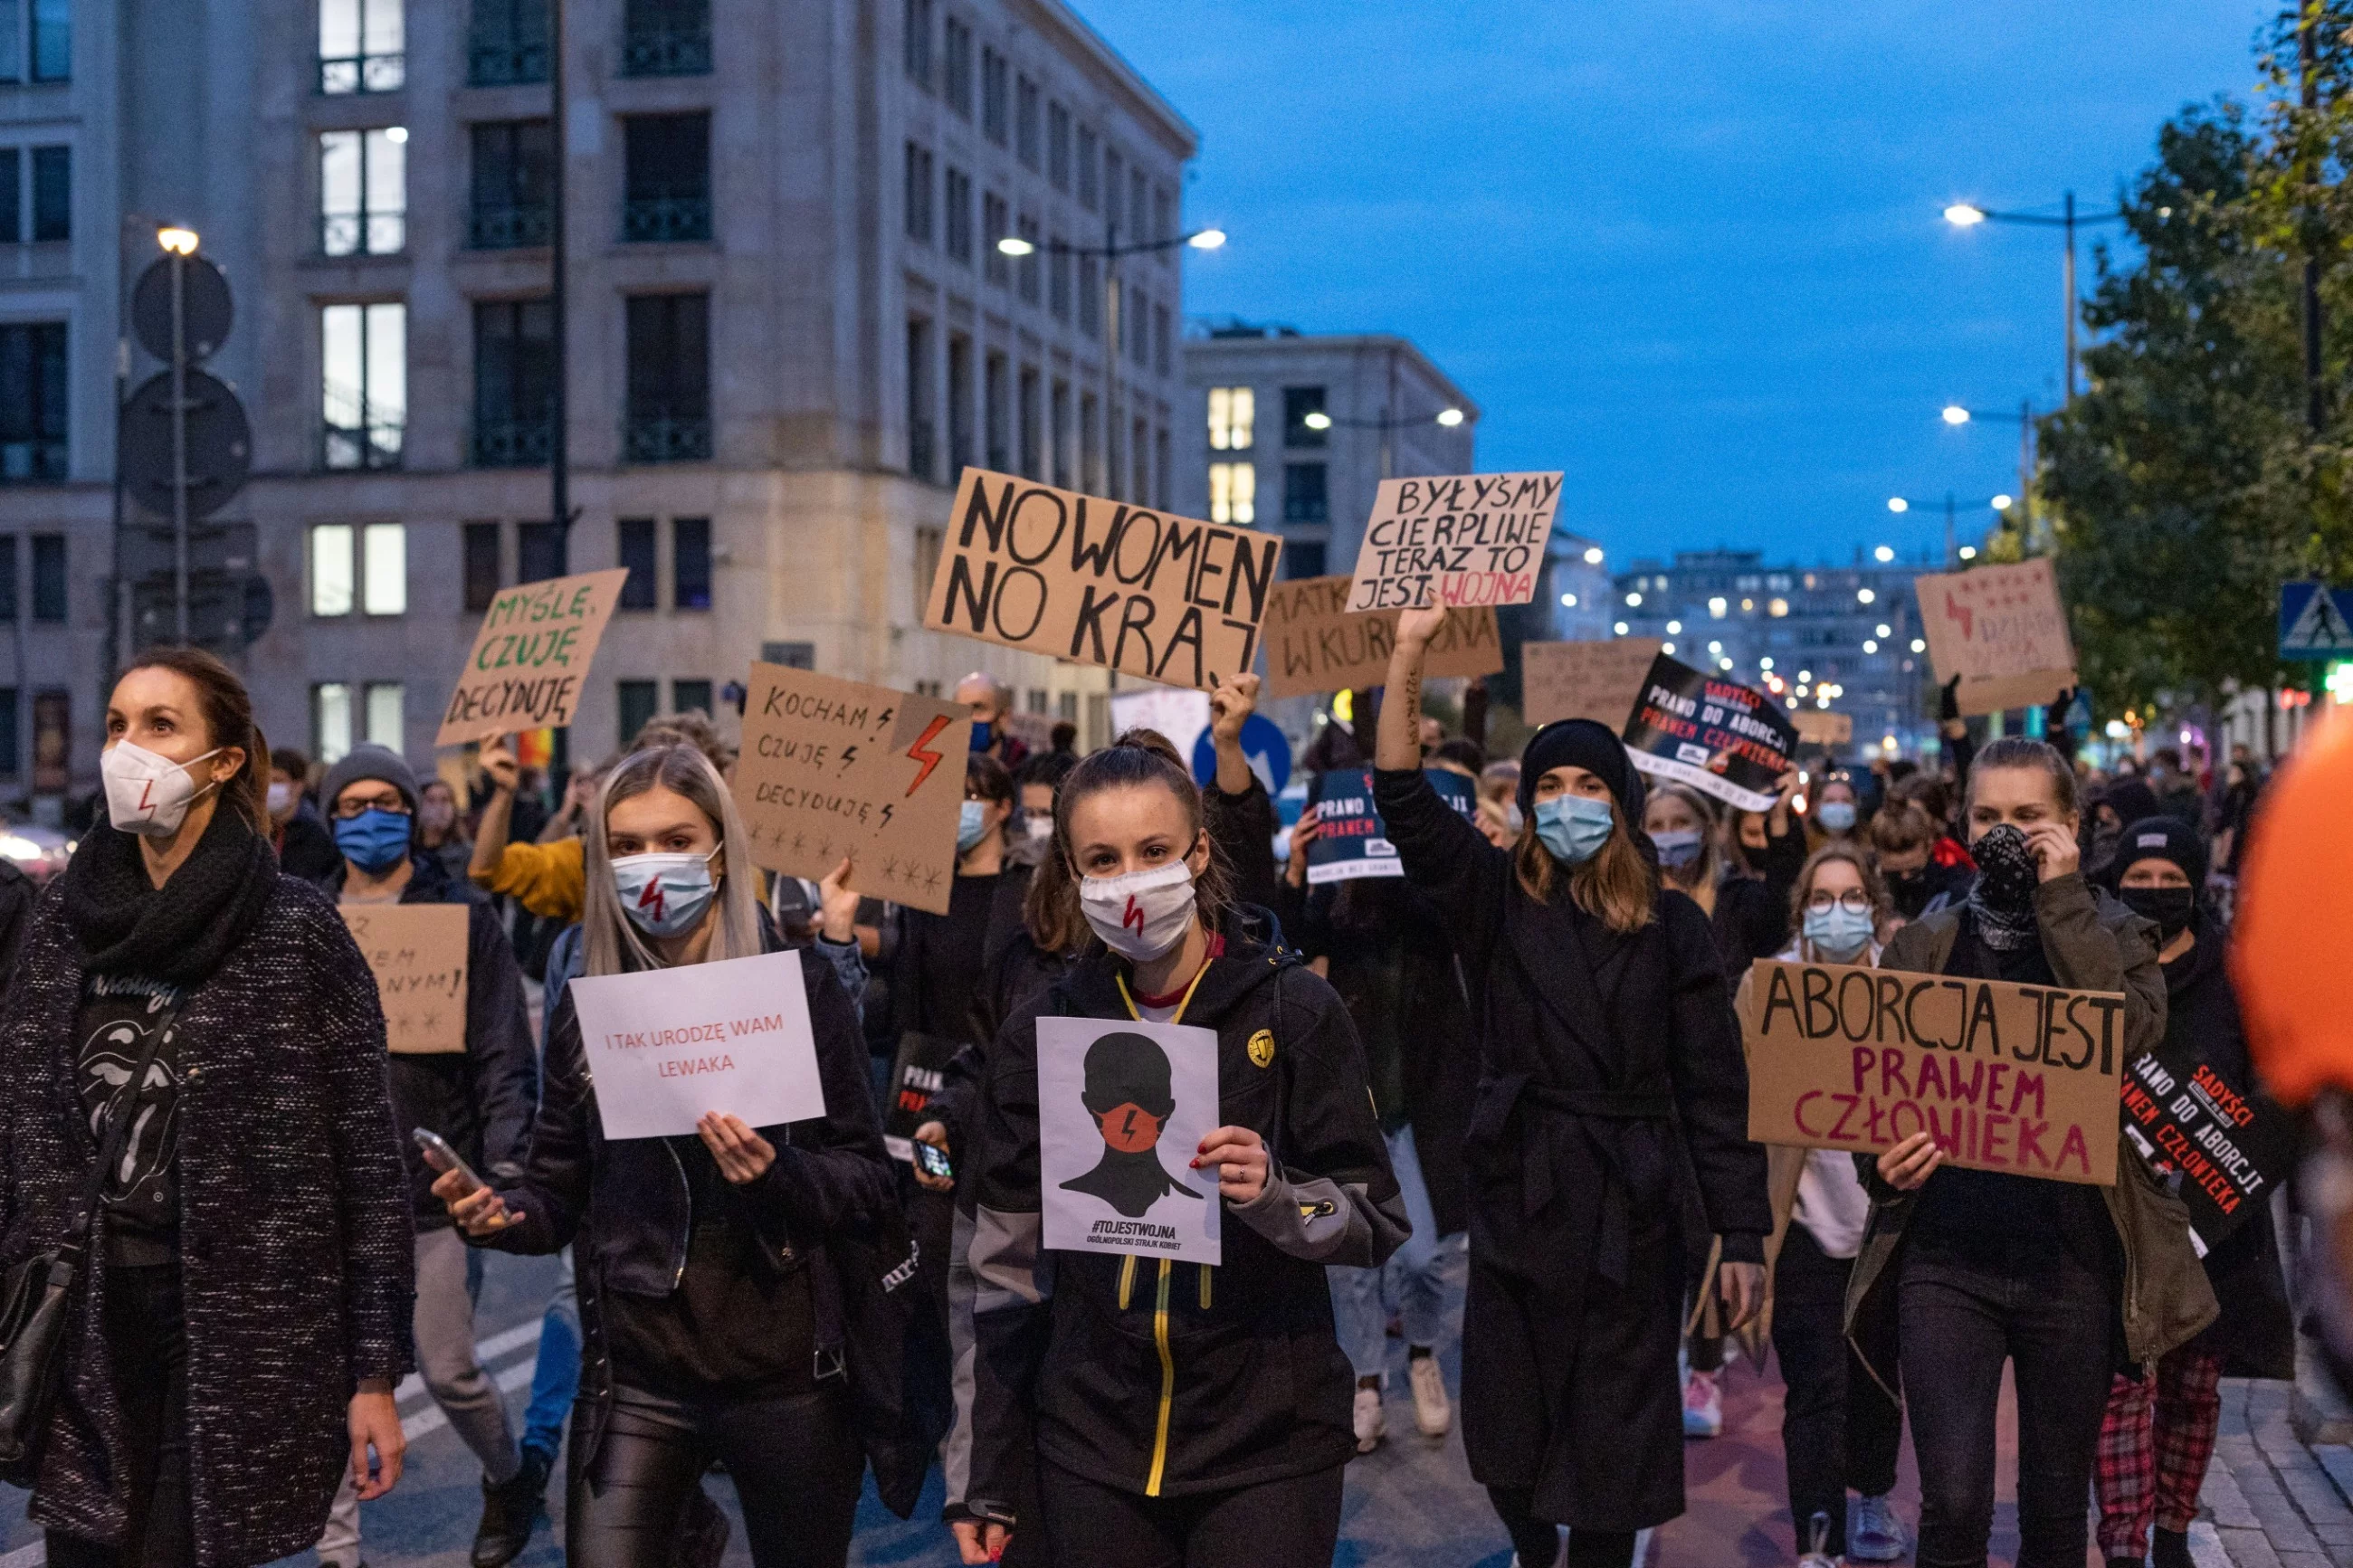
[903,715,952,796]
[635,876,667,923]
[1123,894,1146,935]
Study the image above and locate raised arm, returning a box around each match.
[468,736,519,886]
[1374,605,1449,772]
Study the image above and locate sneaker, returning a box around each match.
[1681,1366,1722,1439]
[1848,1493,1906,1563]
[1352,1383,1386,1452]
[1408,1353,1452,1437]
[470,1463,541,1568]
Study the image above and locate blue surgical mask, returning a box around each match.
[957,799,993,852]
[334,808,413,874]
[1803,903,1876,962]
[1652,829,1703,870]
[1534,795,1616,866]
[1816,801,1857,832]
[613,849,721,939]
[970,720,994,754]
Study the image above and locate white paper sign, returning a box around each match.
[1037,1016,1223,1265]
[572,949,827,1141]
[1108,686,1212,765]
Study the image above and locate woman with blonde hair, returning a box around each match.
[435,745,895,1568]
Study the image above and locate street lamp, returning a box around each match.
[1940,194,2121,403]
[1300,406,1465,433]
[1886,492,2015,565]
[1939,401,2039,530]
[156,226,200,255]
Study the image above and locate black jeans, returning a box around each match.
[569,1383,863,1568]
[1038,1459,1344,1568]
[46,1265,191,1568]
[1487,1486,1636,1567]
[1772,1225,1901,1557]
[1900,1243,2117,1568]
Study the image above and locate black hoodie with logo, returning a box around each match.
[964,936,1405,1521]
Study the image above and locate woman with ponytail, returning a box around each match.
[1374,609,1768,1568]
[957,729,1405,1568]
[1,649,414,1568]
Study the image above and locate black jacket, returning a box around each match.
[272,801,342,884]
[480,928,895,1470]
[0,878,414,1567]
[1204,776,1281,917]
[1707,812,1805,975]
[317,852,537,1226]
[0,858,34,1004]
[895,869,1034,1050]
[966,936,1405,1518]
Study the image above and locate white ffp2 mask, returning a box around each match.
[102,740,224,838]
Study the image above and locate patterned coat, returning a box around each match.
[0,878,415,1568]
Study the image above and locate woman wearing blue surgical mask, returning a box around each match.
[1373,611,1769,1568]
[436,745,895,1568]
[1810,775,1862,848]
[1736,846,1910,1567]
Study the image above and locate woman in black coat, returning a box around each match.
[1,648,414,1568]
[1376,610,1769,1568]
[439,744,896,1568]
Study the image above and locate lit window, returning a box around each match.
[314,682,354,763]
[319,0,405,93]
[1560,593,1577,607]
[1207,386,1253,451]
[1708,596,1727,618]
[1857,588,1875,604]
[1665,620,1681,634]
[1910,639,1926,653]
[310,525,356,615]
[320,301,405,469]
[1767,597,1788,618]
[1208,461,1255,525]
[362,522,405,613]
[319,128,406,256]
[365,682,404,747]
[1862,640,1879,654]
[1614,622,1629,635]
[1662,641,1676,655]
[1624,592,1642,607]
[1759,657,1774,670]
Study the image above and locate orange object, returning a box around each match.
[513,727,554,770]
[2233,707,2353,1107]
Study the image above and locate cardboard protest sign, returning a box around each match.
[1742,959,2124,1186]
[1303,768,1479,885]
[1792,710,1854,747]
[731,662,972,917]
[340,904,470,1055]
[1038,1015,1222,1265]
[922,468,1281,693]
[573,948,826,1141]
[1914,557,2078,717]
[1109,686,1212,765]
[1343,471,1564,613]
[1621,654,1797,813]
[1521,638,1664,728]
[2120,1049,2292,1250]
[436,568,631,746]
[882,1031,962,1164]
[1260,575,1501,698]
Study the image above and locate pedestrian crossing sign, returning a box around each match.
[2280,581,2353,660]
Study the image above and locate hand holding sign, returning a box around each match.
[1913,557,2078,717]
[437,568,632,746]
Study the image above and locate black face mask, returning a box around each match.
[1970,824,2041,915]
[1888,867,1929,919]
[2119,885,2196,943]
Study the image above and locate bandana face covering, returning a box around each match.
[1966,823,2042,950]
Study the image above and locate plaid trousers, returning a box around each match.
[2094,1344,2225,1559]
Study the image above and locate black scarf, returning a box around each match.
[61,804,281,986]
[1964,823,2040,952]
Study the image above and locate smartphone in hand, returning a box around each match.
[914,1140,954,1183]
[413,1126,484,1193]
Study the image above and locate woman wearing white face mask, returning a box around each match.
[435,745,897,1568]
[957,731,1405,1568]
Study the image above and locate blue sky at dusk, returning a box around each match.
[1083,1,2277,570]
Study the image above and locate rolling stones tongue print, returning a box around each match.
[76,976,186,1229]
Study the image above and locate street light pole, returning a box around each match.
[2062,190,2077,403]
[170,244,189,641]
[548,0,570,571]
[2302,8,2326,433]
[1944,198,2120,407]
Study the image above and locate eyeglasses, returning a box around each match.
[333,797,412,820]
[1805,889,1873,915]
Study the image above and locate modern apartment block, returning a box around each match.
[0,0,1196,807]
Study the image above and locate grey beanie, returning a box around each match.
[319,743,420,817]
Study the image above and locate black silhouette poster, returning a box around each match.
[1037,1017,1223,1265]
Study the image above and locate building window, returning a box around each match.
[320,302,405,470]
[19,0,64,81]
[307,522,405,615]
[1283,541,1328,580]
[471,298,553,467]
[0,537,15,620]
[1283,462,1328,523]
[1047,101,1070,191]
[943,166,972,264]
[1132,416,1148,503]
[902,0,931,88]
[1077,255,1099,337]
[984,352,1009,471]
[982,192,1009,287]
[28,145,64,242]
[981,45,1007,143]
[1018,366,1041,479]
[467,0,548,86]
[30,532,61,620]
[366,683,404,747]
[943,16,971,117]
[468,119,553,248]
[1131,169,1148,245]
[319,128,405,256]
[1048,239,1071,321]
[947,333,972,481]
[1154,185,1174,260]
[1104,148,1123,232]
[1208,461,1254,525]
[624,293,711,462]
[619,0,710,77]
[1105,410,1122,501]
[622,113,711,243]
[605,518,652,610]
[1283,386,1327,448]
[0,687,16,777]
[616,679,660,749]
[363,522,406,613]
[1079,391,1098,492]
[0,322,65,483]
[319,0,404,92]
[314,684,354,763]
[1076,126,1097,211]
[1208,386,1253,451]
[1015,76,1040,168]
[1015,214,1041,305]
[0,151,17,243]
[912,527,943,618]
[673,517,711,610]
[462,521,500,612]
[1153,304,1170,377]
[672,679,712,717]
[518,519,564,581]
[903,141,933,244]
[1157,427,1170,509]
[760,641,814,670]
[906,317,934,480]
[309,524,355,614]
[1050,379,1070,487]
[1126,286,1147,366]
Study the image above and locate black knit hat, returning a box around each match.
[1518,719,1644,822]
[2110,815,2206,890]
